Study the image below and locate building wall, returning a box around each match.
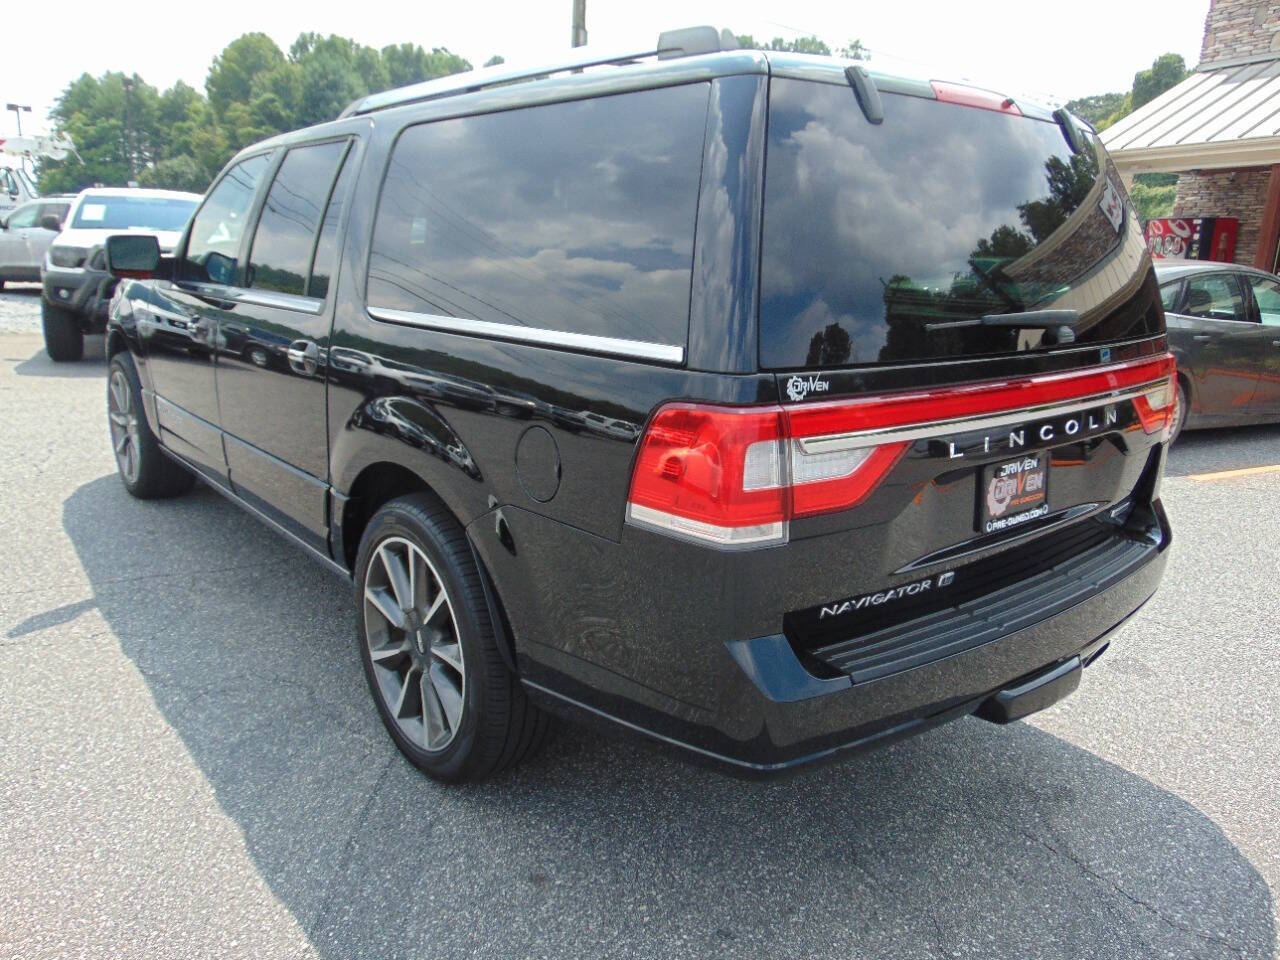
[1201,0,1280,65]
[1172,167,1272,264]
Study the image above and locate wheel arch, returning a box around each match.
[105,327,128,359]
[337,462,518,673]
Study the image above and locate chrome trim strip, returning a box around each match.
[368,306,685,364]
[795,382,1165,454]
[626,503,787,549]
[236,289,324,314]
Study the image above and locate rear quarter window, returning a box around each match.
[760,79,1161,369]
[366,83,710,350]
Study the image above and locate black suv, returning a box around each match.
[102,28,1175,782]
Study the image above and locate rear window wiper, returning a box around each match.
[925,309,1079,344]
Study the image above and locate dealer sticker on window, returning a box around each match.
[1099,178,1125,234]
[980,454,1049,534]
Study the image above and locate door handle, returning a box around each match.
[287,339,320,376]
[1192,334,1212,342]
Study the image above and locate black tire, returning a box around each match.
[355,493,550,782]
[107,351,196,499]
[1169,381,1188,445]
[42,300,84,362]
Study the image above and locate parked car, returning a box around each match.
[42,187,200,361]
[101,28,1176,783]
[0,197,72,288]
[1155,260,1280,441]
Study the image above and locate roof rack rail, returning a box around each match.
[338,25,739,118]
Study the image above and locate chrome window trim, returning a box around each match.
[236,288,324,314]
[795,381,1167,454]
[367,306,685,365]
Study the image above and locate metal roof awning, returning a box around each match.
[1102,55,1280,174]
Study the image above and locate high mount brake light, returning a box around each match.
[626,354,1176,549]
[930,80,1022,116]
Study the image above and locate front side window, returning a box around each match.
[307,147,356,300]
[1246,275,1280,326]
[1159,281,1181,312]
[247,140,350,297]
[6,203,39,229]
[181,154,271,286]
[1182,274,1248,323]
[367,83,709,348]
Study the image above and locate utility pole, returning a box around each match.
[121,77,135,180]
[571,0,587,47]
[5,103,31,137]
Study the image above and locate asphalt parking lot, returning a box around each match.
[0,285,1276,960]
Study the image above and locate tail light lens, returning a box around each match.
[626,405,788,547]
[1132,380,1176,436]
[627,353,1176,549]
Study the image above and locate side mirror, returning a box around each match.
[40,214,62,232]
[105,234,161,279]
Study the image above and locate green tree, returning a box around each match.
[206,33,286,120]
[1071,52,1188,132]
[484,55,506,68]
[735,34,830,55]
[1064,91,1126,128]
[1132,53,1187,110]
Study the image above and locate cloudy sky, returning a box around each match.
[1,0,1209,136]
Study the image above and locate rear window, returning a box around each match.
[72,194,197,231]
[367,83,709,350]
[761,79,1162,369]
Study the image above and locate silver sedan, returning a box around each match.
[0,198,71,288]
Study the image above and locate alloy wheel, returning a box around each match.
[108,369,140,485]
[363,536,467,752]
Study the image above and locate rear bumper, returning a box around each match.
[479,497,1171,777]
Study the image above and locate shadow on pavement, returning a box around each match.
[12,339,107,378]
[1165,422,1280,478]
[62,474,1274,959]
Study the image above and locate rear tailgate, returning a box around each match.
[757,75,1171,668]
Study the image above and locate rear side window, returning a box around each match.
[761,80,1163,369]
[1245,275,1280,326]
[39,203,70,226]
[367,83,709,349]
[248,140,350,297]
[1183,274,1248,322]
[182,154,271,285]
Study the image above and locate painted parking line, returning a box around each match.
[1186,463,1280,481]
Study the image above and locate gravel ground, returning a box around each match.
[0,306,1276,959]
[0,283,44,333]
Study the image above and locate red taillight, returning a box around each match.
[930,80,1022,116]
[1132,380,1177,436]
[627,404,788,547]
[626,354,1176,549]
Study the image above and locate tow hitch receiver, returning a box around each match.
[976,656,1082,724]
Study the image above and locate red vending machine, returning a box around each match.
[1145,217,1239,262]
